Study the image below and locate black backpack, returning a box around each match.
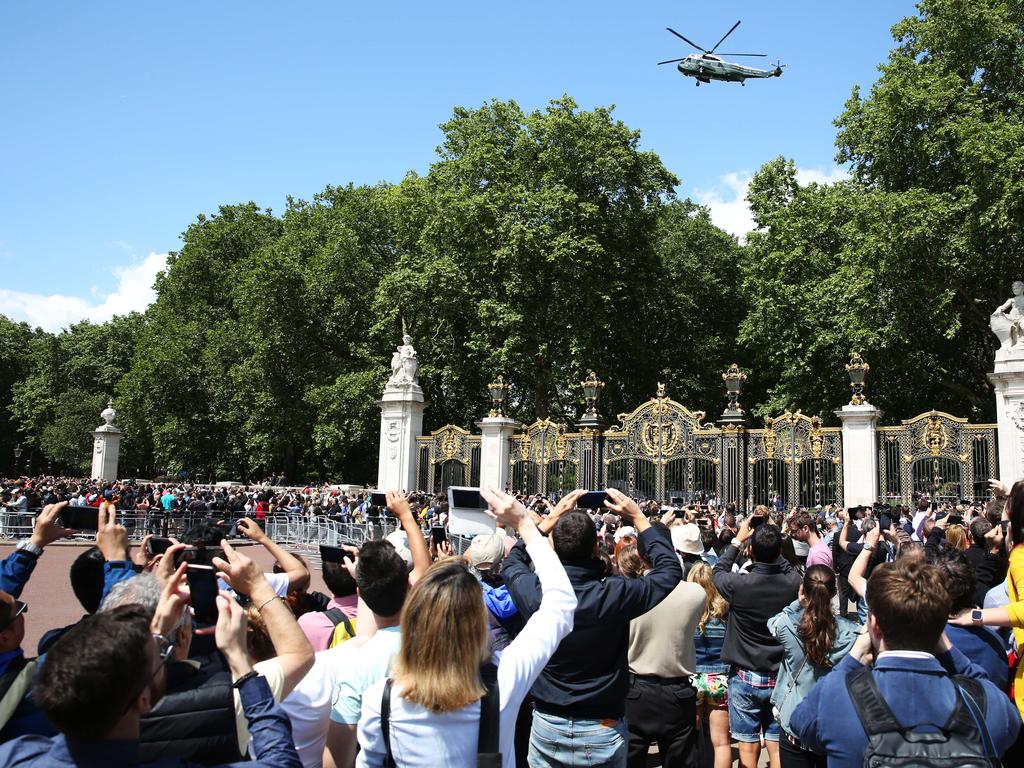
[846,666,1001,767]
[380,662,500,768]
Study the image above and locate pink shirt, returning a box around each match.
[805,539,833,570]
[297,594,359,651]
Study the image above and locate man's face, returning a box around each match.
[789,524,809,543]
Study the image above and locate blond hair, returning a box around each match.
[945,524,968,552]
[616,543,645,579]
[390,560,489,713]
[688,561,728,633]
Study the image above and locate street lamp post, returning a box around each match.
[13,444,22,475]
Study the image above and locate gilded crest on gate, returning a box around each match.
[920,413,950,457]
[439,429,461,460]
[640,421,681,459]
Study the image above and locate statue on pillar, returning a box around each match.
[386,334,420,388]
[991,280,1024,352]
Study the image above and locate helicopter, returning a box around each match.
[658,20,783,86]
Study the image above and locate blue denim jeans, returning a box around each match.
[727,669,780,743]
[528,710,628,767]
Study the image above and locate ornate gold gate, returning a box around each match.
[747,412,842,509]
[878,411,997,505]
[602,385,722,501]
[509,419,582,496]
[415,425,481,492]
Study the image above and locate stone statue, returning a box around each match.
[992,280,1024,352]
[386,334,419,388]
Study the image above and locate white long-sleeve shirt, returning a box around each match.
[356,536,576,768]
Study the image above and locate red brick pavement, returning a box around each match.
[0,542,328,654]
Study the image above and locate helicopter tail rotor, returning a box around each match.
[772,60,787,77]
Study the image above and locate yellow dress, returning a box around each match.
[1004,545,1024,719]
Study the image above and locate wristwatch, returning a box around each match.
[971,609,984,625]
[15,540,42,557]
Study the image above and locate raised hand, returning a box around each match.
[96,502,129,561]
[211,540,266,596]
[30,501,75,549]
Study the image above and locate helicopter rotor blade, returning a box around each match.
[657,58,687,65]
[717,53,767,57]
[666,27,706,52]
[708,20,741,54]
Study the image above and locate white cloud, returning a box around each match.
[0,251,168,332]
[692,165,850,241]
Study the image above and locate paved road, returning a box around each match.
[0,541,328,654]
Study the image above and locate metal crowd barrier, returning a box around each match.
[1,510,474,565]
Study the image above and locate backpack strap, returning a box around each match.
[0,657,37,733]
[324,609,355,643]
[952,675,998,763]
[323,608,346,627]
[477,662,501,768]
[845,665,902,736]
[380,678,396,768]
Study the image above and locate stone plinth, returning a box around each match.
[91,424,122,481]
[989,348,1024,485]
[835,403,882,507]
[476,416,519,492]
[377,385,426,493]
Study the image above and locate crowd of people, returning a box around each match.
[0,473,1022,767]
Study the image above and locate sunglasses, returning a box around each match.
[0,601,27,633]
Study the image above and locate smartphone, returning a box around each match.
[186,565,220,625]
[750,514,766,530]
[878,514,893,532]
[447,486,494,536]
[60,507,100,532]
[175,546,222,567]
[1001,520,1010,536]
[947,514,964,527]
[577,490,609,510]
[147,537,174,556]
[369,492,388,508]
[697,518,712,529]
[431,526,448,546]
[319,544,350,564]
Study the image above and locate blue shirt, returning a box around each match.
[0,675,301,768]
[790,647,1021,768]
[945,623,1009,689]
[0,549,38,599]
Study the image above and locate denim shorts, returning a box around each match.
[727,669,780,743]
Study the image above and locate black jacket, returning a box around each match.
[712,544,801,673]
[964,542,1008,607]
[139,655,241,763]
[503,525,682,719]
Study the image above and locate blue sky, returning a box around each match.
[1,1,915,331]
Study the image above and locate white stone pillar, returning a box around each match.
[835,404,882,507]
[91,400,123,481]
[989,352,1024,485]
[476,416,519,492]
[377,386,426,493]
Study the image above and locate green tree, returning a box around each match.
[10,314,145,474]
[0,316,42,474]
[741,1,1023,422]
[371,96,697,428]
